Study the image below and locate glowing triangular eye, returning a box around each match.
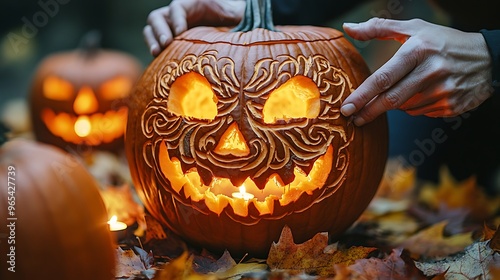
[99,76,133,100]
[263,75,320,124]
[167,72,218,121]
[43,75,74,100]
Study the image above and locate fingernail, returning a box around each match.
[159,35,168,46]
[343,22,359,28]
[340,103,356,116]
[354,116,366,126]
[150,44,159,55]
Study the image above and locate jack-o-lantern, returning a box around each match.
[126,0,388,257]
[29,34,142,153]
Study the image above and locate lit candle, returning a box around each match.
[108,215,127,231]
[74,116,92,137]
[232,185,254,201]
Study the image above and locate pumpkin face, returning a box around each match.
[30,49,142,152]
[126,25,388,257]
[0,138,115,280]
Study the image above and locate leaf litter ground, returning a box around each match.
[99,156,500,280]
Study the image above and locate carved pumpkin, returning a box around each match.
[126,0,388,257]
[0,137,115,280]
[29,35,142,153]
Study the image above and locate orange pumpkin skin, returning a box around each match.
[29,48,142,153]
[0,139,115,280]
[126,26,388,257]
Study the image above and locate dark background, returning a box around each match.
[0,0,443,107]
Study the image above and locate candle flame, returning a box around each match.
[108,215,118,224]
[108,215,127,232]
[238,185,247,194]
[232,184,254,201]
[74,116,91,137]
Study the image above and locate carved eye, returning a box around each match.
[263,75,320,124]
[167,72,218,121]
[43,75,74,100]
[99,76,133,100]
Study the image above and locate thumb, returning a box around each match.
[343,17,416,43]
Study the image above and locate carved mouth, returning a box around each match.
[158,141,334,217]
[41,107,128,145]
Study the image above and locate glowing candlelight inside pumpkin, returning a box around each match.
[107,215,127,231]
[74,116,91,137]
[232,185,254,201]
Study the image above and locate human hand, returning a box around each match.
[144,0,245,56]
[340,18,494,126]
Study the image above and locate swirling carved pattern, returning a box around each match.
[141,50,356,220]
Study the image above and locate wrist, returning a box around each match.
[480,29,500,89]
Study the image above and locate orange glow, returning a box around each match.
[167,72,218,120]
[74,86,99,115]
[74,116,91,137]
[108,215,127,231]
[263,75,320,124]
[41,107,128,145]
[159,141,333,217]
[100,76,133,100]
[43,75,74,100]
[232,185,255,201]
[214,123,250,156]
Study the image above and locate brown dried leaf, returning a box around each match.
[418,167,500,221]
[334,248,426,280]
[193,250,237,274]
[154,252,217,280]
[267,226,377,277]
[376,158,416,200]
[115,247,147,278]
[142,219,187,260]
[399,221,473,259]
[135,246,155,269]
[409,203,469,235]
[482,223,498,242]
[213,261,267,279]
[415,240,500,279]
[489,225,500,252]
[371,211,420,245]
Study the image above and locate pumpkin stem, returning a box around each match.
[78,30,102,57]
[231,0,277,32]
[0,122,10,146]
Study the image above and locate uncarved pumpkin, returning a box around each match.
[126,0,388,257]
[0,138,115,280]
[29,34,142,153]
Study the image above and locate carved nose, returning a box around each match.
[74,86,98,115]
[214,123,250,157]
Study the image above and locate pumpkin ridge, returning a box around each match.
[175,37,345,47]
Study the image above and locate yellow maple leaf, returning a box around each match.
[418,166,500,221]
[376,158,417,200]
[399,221,473,259]
[267,226,377,277]
[154,252,217,280]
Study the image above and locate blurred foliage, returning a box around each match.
[0,0,171,105]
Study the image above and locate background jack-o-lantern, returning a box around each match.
[126,0,388,258]
[29,32,142,153]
